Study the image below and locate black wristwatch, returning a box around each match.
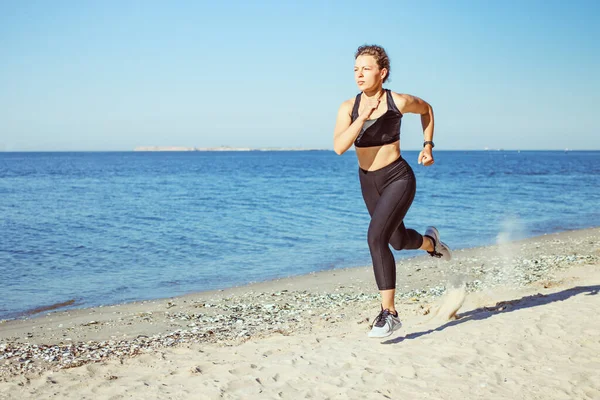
[423,141,435,148]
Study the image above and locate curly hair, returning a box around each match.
[354,44,391,83]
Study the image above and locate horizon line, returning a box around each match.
[1,148,598,153]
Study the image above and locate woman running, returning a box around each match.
[333,44,452,338]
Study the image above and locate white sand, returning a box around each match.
[1,262,599,399]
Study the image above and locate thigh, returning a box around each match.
[359,171,380,217]
[369,178,416,241]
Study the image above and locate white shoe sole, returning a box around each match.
[368,320,402,338]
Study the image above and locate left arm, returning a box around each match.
[392,93,435,166]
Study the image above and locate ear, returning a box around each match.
[380,68,388,81]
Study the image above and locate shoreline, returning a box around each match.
[1,226,598,381]
[3,226,599,323]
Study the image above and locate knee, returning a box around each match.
[390,230,420,251]
[367,226,386,250]
[389,238,405,251]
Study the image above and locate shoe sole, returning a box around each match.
[438,240,452,261]
[368,321,403,338]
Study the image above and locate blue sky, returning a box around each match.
[1,0,598,151]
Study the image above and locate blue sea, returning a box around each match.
[1,151,599,320]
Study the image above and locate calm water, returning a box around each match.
[1,150,599,319]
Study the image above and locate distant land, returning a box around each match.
[133,146,328,152]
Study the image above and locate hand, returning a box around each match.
[358,92,383,121]
[418,148,434,166]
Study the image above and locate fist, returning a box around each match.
[418,149,434,166]
[358,93,383,120]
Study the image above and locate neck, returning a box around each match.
[363,86,384,98]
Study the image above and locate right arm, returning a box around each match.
[333,100,366,155]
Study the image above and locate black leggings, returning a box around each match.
[359,156,424,290]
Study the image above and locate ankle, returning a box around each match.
[422,235,435,252]
[383,307,397,316]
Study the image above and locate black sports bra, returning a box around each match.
[351,89,403,148]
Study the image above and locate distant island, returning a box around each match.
[133,146,328,152]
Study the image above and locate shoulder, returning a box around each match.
[389,91,428,114]
[338,97,357,114]
[389,91,410,109]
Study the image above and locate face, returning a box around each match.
[354,55,387,91]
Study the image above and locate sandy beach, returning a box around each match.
[1,227,599,399]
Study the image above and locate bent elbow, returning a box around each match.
[424,103,433,115]
[333,144,346,155]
